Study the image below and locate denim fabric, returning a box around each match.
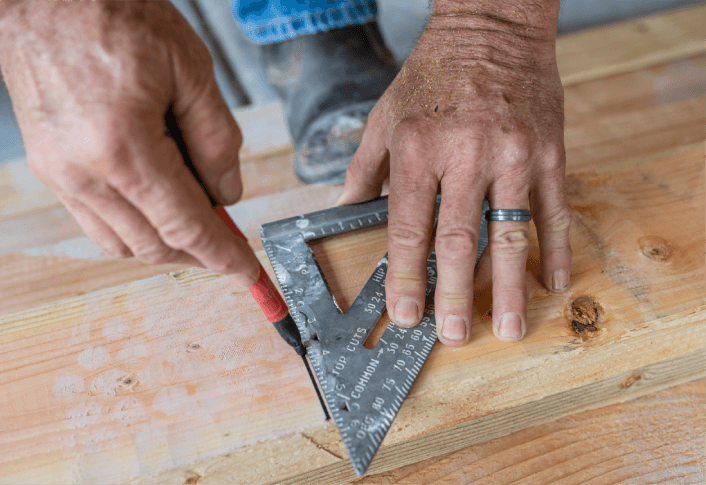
[233,0,377,44]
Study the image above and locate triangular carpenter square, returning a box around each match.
[261,195,488,476]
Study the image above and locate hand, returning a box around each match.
[0,2,259,287]
[335,4,572,345]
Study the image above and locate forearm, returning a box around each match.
[417,0,561,77]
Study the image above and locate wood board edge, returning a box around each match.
[276,348,705,484]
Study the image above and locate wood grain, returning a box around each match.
[284,353,704,484]
[1,141,702,484]
[0,263,326,485]
[557,5,705,86]
[0,8,704,484]
[355,378,705,485]
[0,254,186,315]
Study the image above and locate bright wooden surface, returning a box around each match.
[557,5,706,86]
[356,379,705,485]
[0,6,704,485]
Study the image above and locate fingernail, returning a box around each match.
[552,269,569,292]
[441,315,467,341]
[334,193,347,206]
[219,167,242,204]
[394,298,419,326]
[498,312,524,340]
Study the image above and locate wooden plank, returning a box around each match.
[0,254,186,316]
[0,263,328,485]
[563,55,704,125]
[557,5,705,86]
[565,97,703,172]
[282,353,704,484]
[0,9,704,482]
[1,139,702,483]
[356,379,705,485]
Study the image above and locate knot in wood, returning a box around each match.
[638,236,672,262]
[569,296,604,336]
[620,373,643,388]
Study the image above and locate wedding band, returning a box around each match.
[485,209,532,222]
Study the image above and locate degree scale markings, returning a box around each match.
[261,195,489,476]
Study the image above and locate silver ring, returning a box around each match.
[485,209,532,222]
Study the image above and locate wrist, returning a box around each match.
[429,0,560,41]
[421,0,560,70]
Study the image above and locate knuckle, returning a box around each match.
[490,285,527,305]
[131,242,176,265]
[539,142,566,172]
[53,163,98,194]
[387,271,426,288]
[388,221,430,252]
[392,119,432,155]
[539,206,573,251]
[105,242,133,259]
[386,273,426,298]
[436,288,471,307]
[99,142,141,189]
[198,112,243,164]
[492,228,530,255]
[346,150,384,183]
[160,220,209,253]
[502,132,532,163]
[542,206,573,234]
[434,229,479,263]
[26,153,59,185]
[93,131,133,172]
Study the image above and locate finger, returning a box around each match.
[172,54,245,206]
[385,124,438,329]
[73,180,204,268]
[433,171,486,346]
[530,164,572,293]
[106,133,261,287]
[335,104,390,206]
[487,183,532,342]
[57,193,133,259]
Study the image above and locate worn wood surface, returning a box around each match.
[2,137,702,482]
[556,5,705,86]
[356,379,705,485]
[0,6,704,485]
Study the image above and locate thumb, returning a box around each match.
[335,104,390,206]
[171,58,245,206]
